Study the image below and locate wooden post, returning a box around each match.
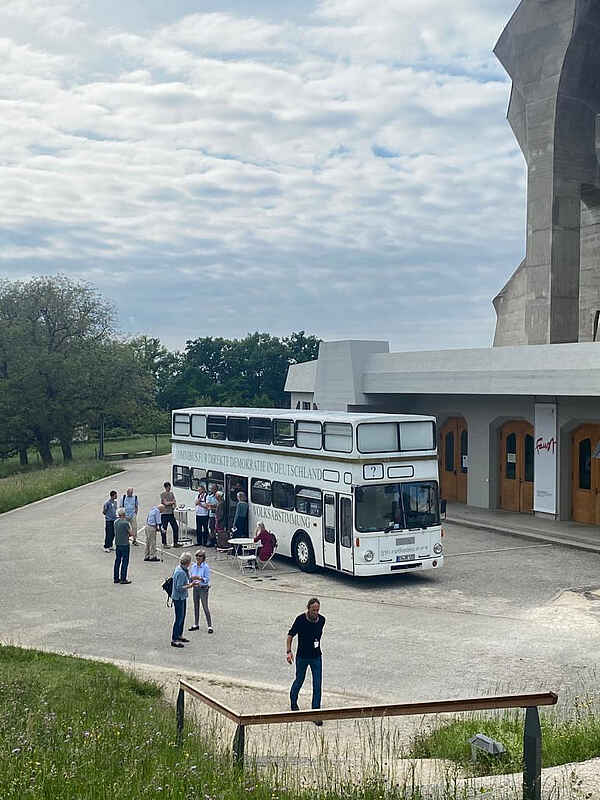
[176,688,185,746]
[232,724,245,769]
[98,415,105,460]
[523,706,542,800]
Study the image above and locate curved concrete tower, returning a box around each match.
[493,0,600,346]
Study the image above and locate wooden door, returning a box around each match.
[572,424,600,524]
[499,421,534,513]
[440,418,468,504]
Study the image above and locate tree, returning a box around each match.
[0,275,144,465]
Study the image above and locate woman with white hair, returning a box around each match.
[171,552,194,648]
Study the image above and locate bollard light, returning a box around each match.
[469,733,505,762]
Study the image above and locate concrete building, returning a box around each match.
[286,340,600,525]
[285,2,600,529]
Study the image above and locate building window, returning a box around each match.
[302,401,311,410]
[173,465,190,488]
[444,432,454,472]
[460,430,468,474]
[525,434,534,483]
[579,438,592,490]
[505,433,517,480]
[251,478,272,506]
[272,481,295,510]
[207,415,226,440]
[227,416,248,442]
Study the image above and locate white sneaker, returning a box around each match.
[208,627,214,634]
[104,547,110,553]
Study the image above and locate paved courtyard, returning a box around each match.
[1,454,600,712]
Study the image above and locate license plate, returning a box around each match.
[396,553,416,562]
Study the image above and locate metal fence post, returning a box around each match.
[176,688,185,746]
[523,706,541,800]
[232,724,245,770]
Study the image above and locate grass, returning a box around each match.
[0,645,425,800]
[410,695,600,777]
[0,461,122,514]
[0,434,171,479]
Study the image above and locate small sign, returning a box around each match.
[388,465,414,479]
[462,455,469,469]
[363,464,384,480]
[507,453,517,464]
[323,469,340,483]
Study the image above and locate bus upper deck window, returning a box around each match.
[274,419,294,447]
[249,417,272,445]
[296,420,322,450]
[227,417,248,442]
[191,414,207,438]
[207,415,226,440]
[324,422,353,453]
[399,421,435,451]
[173,414,191,436]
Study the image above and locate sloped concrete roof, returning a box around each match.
[284,359,317,393]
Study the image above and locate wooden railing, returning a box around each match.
[176,680,557,800]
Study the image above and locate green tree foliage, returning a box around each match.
[157,331,320,410]
[0,276,150,465]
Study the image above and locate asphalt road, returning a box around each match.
[1,454,599,708]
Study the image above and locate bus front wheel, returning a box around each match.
[293,532,316,572]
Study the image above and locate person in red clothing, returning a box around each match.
[254,522,276,563]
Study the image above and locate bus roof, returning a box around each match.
[173,407,436,424]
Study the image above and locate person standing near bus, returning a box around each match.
[144,504,164,562]
[160,481,179,547]
[286,598,325,724]
[232,491,249,538]
[102,490,118,552]
[205,484,218,546]
[194,486,210,546]
[121,487,139,546]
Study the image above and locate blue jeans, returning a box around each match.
[290,656,322,710]
[172,598,187,642]
[113,545,130,582]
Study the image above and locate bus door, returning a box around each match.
[323,493,355,574]
[226,475,248,530]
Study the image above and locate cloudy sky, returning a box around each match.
[0,0,526,352]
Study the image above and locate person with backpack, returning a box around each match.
[121,488,139,546]
[171,552,194,648]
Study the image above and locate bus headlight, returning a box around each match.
[364,550,374,562]
[433,543,443,555]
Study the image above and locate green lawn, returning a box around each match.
[0,461,123,514]
[0,646,399,800]
[0,434,170,480]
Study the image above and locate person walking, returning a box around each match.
[194,487,210,546]
[102,490,118,552]
[171,552,194,648]
[188,550,213,634]
[144,504,163,562]
[287,598,325,724]
[160,481,179,547]
[120,488,139,546]
[113,508,132,584]
[232,491,249,538]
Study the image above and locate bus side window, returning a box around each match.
[340,497,352,547]
[206,470,224,492]
[207,415,227,440]
[295,487,322,516]
[272,481,295,510]
[251,478,272,506]
[191,468,207,491]
[173,465,191,488]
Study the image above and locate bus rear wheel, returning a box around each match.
[293,532,316,572]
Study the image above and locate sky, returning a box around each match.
[0,0,526,353]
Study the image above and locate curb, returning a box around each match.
[446,516,600,555]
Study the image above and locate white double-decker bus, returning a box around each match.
[170,407,443,577]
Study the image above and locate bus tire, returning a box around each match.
[293,532,316,572]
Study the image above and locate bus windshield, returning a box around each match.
[355,481,440,533]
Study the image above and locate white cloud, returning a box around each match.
[0,0,524,351]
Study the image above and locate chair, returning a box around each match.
[215,546,233,561]
[257,533,277,570]
[237,554,257,573]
